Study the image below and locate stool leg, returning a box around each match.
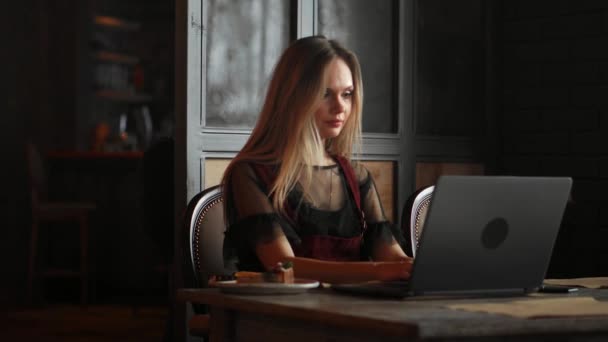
[27,219,39,305]
[80,214,88,307]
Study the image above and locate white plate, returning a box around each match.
[215,279,320,295]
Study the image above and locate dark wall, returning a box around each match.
[1,0,84,304]
[1,0,93,305]
[499,1,608,277]
[414,0,608,278]
[416,0,485,137]
[1,0,37,304]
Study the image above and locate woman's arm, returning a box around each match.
[255,235,412,283]
[372,239,410,262]
[354,164,411,262]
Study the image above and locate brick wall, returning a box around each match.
[500,0,608,277]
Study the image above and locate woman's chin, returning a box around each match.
[320,130,343,140]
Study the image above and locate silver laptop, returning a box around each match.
[333,175,573,297]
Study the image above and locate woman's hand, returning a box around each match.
[374,258,413,282]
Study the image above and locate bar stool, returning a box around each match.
[26,142,96,306]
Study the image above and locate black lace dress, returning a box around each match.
[223,160,405,271]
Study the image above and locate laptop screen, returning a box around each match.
[409,176,572,296]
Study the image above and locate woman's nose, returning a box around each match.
[331,96,345,114]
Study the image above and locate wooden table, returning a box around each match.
[178,287,608,342]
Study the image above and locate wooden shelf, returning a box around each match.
[95,89,152,103]
[94,51,139,65]
[94,15,140,31]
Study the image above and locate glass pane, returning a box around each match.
[318,0,397,133]
[205,0,290,128]
[416,0,484,136]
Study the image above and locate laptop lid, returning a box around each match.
[408,175,572,296]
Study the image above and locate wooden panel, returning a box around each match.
[204,159,231,188]
[205,159,396,222]
[415,162,484,190]
[360,161,395,223]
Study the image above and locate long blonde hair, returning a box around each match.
[222,35,363,214]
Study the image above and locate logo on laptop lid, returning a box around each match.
[481,217,509,249]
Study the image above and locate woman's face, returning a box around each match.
[314,58,354,141]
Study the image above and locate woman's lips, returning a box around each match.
[326,120,343,128]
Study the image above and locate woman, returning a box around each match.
[222,36,412,283]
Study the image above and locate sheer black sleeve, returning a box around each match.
[223,162,300,271]
[352,162,407,256]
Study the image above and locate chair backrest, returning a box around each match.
[184,185,236,288]
[401,185,435,258]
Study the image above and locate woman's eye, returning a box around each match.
[343,91,353,98]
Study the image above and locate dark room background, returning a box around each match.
[498,0,608,277]
[3,0,175,304]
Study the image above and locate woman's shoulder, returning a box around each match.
[230,160,275,174]
[228,161,264,187]
[340,158,371,185]
[229,160,280,186]
[355,161,373,185]
[229,160,255,179]
[232,160,279,170]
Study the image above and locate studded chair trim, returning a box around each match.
[409,185,434,258]
[186,185,223,287]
